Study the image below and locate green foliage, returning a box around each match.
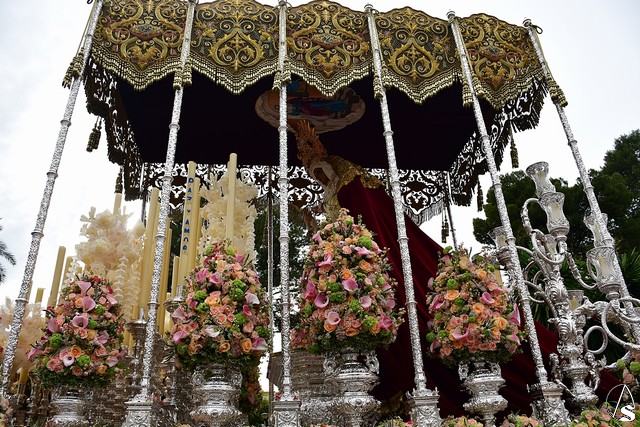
[0,221,16,285]
[593,129,640,254]
[254,203,309,330]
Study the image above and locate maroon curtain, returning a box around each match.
[336,176,619,417]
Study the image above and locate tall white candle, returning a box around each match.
[113,193,123,214]
[178,162,197,284]
[225,153,238,243]
[47,246,66,307]
[138,187,159,311]
[187,177,201,273]
[34,287,44,304]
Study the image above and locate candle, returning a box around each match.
[113,193,123,214]
[165,292,172,329]
[158,226,172,334]
[47,246,66,308]
[226,153,238,243]
[18,367,28,384]
[171,256,180,296]
[138,187,160,311]
[178,162,197,283]
[34,287,45,305]
[187,177,201,273]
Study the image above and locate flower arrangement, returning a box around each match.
[425,247,525,367]
[167,239,270,373]
[376,417,414,426]
[441,415,484,427]
[570,405,621,427]
[291,208,404,355]
[617,351,640,397]
[0,298,47,375]
[499,414,543,427]
[0,394,11,427]
[28,274,127,388]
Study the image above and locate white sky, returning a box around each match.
[0,0,639,308]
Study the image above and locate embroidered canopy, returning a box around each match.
[84,0,564,221]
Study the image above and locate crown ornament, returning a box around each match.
[290,119,328,169]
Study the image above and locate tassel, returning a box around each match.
[182,57,193,87]
[477,182,483,212]
[509,125,519,169]
[441,215,449,244]
[62,51,84,89]
[86,118,102,152]
[549,80,568,107]
[172,71,183,90]
[115,167,124,194]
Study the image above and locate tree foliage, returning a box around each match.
[592,129,640,254]
[0,221,16,285]
[473,129,640,257]
[254,203,309,330]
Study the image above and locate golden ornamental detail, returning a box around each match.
[92,0,186,90]
[376,7,460,104]
[458,13,546,109]
[286,1,372,97]
[190,0,279,93]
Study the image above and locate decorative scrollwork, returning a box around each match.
[286,1,371,97]
[458,13,546,110]
[92,0,186,90]
[375,7,459,104]
[191,0,279,94]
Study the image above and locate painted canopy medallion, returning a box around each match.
[255,80,365,134]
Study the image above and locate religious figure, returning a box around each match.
[290,119,620,417]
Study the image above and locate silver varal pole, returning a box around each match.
[448,11,570,425]
[272,1,301,426]
[123,1,197,425]
[524,19,640,344]
[267,167,275,415]
[365,5,440,426]
[0,0,104,396]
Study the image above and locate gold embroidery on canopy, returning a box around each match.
[91,0,186,90]
[190,0,279,94]
[375,7,460,104]
[457,13,546,109]
[286,1,372,97]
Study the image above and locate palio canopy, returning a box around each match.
[84,0,562,219]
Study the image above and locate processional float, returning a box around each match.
[3,0,639,426]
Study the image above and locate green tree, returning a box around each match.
[0,221,16,285]
[592,129,640,254]
[472,171,591,255]
[254,203,309,330]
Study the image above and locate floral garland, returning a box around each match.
[28,275,127,389]
[167,239,270,373]
[292,208,404,355]
[426,247,525,367]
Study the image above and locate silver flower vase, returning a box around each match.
[458,361,508,427]
[189,363,246,427]
[325,348,380,427]
[47,386,93,426]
